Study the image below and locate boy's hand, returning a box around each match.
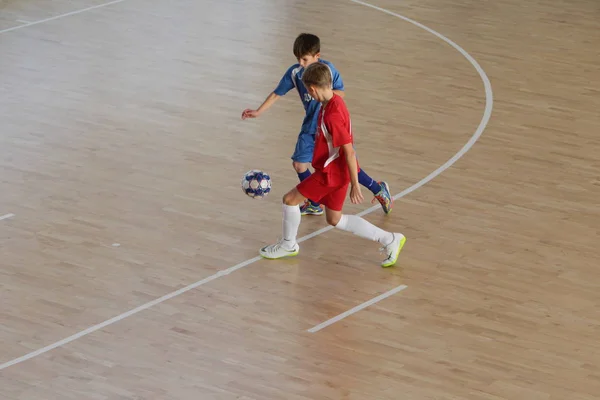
[241,109,260,120]
[350,184,364,204]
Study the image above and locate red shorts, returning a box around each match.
[296,170,349,211]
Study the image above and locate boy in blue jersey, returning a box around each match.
[242,33,392,216]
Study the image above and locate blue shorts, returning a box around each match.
[291,132,315,163]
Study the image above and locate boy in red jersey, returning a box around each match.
[241,33,393,217]
[259,62,406,267]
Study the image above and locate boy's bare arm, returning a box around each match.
[341,143,363,204]
[333,90,345,98]
[242,92,281,119]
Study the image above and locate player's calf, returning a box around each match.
[333,213,406,267]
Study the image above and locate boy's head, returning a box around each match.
[301,62,333,101]
[293,33,321,68]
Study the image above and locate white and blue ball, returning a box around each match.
[242,169,272,199]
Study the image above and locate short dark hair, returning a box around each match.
[293,33,320,58]
[301,62,332,89]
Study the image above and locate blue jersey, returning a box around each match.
[273,59,344,135]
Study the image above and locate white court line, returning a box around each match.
[0,213,15,221]
[308,285,408,333]
[0,256,262,371]
[0,0,128,35]
[0,0,493,371]
[306,0,495,332]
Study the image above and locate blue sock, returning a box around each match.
[297,170,311,182]
[297,170,320,207]
[358,169,381,195]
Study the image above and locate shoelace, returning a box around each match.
[379,245,392,259]
[378,235,395,259]
[273,238,295,252]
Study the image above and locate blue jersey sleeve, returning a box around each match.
[273,65,298,96]
[331,67,344,91]
[320,60,344,91]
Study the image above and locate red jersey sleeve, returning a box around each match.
[324,101,353,148]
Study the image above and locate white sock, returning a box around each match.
[282,203,301,249]
[335,214,394,245]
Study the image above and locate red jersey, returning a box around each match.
[312,94,359,186]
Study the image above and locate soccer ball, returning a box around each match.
[242,169,272,199]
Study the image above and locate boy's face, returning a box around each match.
[297,52,320,68]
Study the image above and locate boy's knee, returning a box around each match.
[326,213,341,226]
[292,161,309,173]
[283,190,302,206]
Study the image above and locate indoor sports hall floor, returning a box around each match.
[1,0,599,399]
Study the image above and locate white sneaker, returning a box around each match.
[380,233,406,268]
[259,240,299,259]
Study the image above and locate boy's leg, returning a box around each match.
[259,187,305,259]
[322,185,406,267]
[294,162,313,187]
[292,133,323,216]
[259,172,329,259]
[357,168,393,215]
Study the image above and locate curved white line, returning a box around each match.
[351,0,494,206]
[0,213,15,221]
[0,1,493,370]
